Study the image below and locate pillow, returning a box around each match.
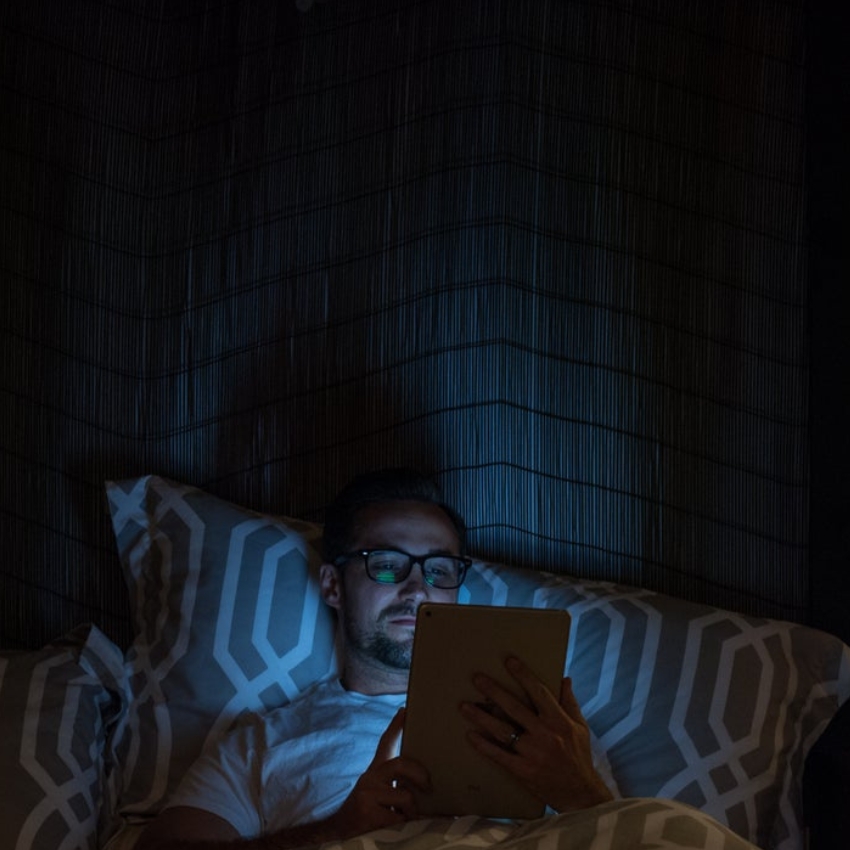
[0,624,126,850]
[463,561,850,850]
[106,476,850,850]
[105,475,337,820]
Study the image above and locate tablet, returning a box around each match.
[401,603,571,819]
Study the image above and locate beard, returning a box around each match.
[360,631,413,670]
[341,601,417,671]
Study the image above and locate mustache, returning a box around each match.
[379,603,419,622]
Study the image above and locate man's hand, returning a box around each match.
[326,707,431,838]
[460,658,614,814]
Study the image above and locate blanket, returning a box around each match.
[106,800,761,850]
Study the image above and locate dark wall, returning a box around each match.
[0,0,837,648]
[807,0,850,646]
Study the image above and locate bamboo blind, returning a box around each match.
[0,0,808,649]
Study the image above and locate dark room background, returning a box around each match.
[1,0,848,650]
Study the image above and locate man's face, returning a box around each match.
[320,499,462,693]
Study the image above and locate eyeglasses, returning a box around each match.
[335,549,471,589]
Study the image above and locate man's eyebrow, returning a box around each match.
[422,547,461,557]
[368,546,459,556]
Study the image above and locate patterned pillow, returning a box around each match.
[462,561,850,850]
[0,624,126,850]
[105,475,338,820]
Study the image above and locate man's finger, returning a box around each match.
[471,664,548,729]
[471,673,529,716]
[559,677,583,722]
[504,656,565,719]
[465,728,524,771]
[367,754,432,793]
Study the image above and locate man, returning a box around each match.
[137,469,613,850]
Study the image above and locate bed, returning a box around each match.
[2,475,848,850]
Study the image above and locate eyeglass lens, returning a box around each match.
[366,550,464,588]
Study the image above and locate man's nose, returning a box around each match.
[399,562,430,596]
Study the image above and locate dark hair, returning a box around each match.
[322,468,466,563]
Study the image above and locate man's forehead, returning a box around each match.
[351,500,460,550]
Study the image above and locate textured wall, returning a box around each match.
[1,0,810,648]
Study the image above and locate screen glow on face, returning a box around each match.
[344,549,469,589]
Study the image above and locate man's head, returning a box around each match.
[321,467,466,564]
[319,468,468,694]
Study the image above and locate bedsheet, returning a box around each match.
[105,799,761,850]
[338,798,754,850]
[334,802,761,850]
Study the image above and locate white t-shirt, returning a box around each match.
[168,679,406,837]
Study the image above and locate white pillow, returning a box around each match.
[106,475,337,819]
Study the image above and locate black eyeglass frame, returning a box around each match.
[334,548,472,589]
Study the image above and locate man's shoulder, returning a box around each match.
[283,677,405,721]
[242,677,404,735]
[290,676,344,708]
[268,677,351,721]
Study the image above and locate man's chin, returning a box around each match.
[367,633,413,671]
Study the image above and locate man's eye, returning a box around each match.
[373,569,400,583]
[426,559,454,576]
[373,559,403,572]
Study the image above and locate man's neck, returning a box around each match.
[339,659,409,695]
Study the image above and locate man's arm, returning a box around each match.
[134,806,242,850]
[461,658,615,814]
[134,801,405,850]
[136,708,431,850]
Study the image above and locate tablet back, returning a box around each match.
[401,603,570,818]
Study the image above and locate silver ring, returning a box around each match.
[508,729,523,751]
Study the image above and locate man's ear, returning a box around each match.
[319,562,343,610]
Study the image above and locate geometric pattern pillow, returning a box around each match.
[103,476,850,850]
[105,475,338,821]
[462,561,850,850]
[0,624,126,850]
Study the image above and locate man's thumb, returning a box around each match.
[373,707,406,763]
